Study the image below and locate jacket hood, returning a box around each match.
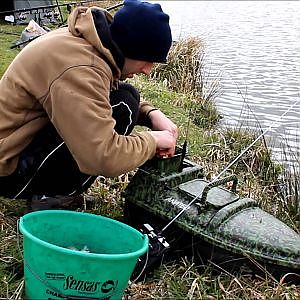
[68,6,122,79]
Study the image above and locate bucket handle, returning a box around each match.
[16,218,125,300]
[130,248,149,284]
[17,219,67,298]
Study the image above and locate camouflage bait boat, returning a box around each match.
[124,149,300,278]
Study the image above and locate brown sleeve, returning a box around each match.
[45,65,156,177]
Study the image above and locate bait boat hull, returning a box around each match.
[124,154,300,279]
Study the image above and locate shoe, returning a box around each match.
[29,194,88,212]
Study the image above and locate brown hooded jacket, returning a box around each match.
[0,7,157,178]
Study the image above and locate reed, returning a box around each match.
[151,37,204,95]
[274,146,300,232]
[150,37,222,128]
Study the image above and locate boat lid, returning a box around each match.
[179,179,239,208]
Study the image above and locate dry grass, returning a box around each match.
[151,37,205,95]
[1,185,299,299]
[150,37,222,129]
[126,258,300,300]
[275,149,300,233]
[0,212,23,299]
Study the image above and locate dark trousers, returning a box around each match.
[0,83,140,199]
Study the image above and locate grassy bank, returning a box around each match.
[0,3,299,299]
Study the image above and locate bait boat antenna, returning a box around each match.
[159,99,300,234]
[178,106,193,172]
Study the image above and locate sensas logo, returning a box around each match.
[63,275,118,294]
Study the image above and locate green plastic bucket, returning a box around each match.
[19,210,148,300]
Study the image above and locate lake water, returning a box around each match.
[156,1,300,165]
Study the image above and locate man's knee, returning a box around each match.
[110,83,140,135]
[118,82,140,101]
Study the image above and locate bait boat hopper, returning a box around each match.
[124,151,300,277]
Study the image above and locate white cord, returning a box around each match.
[13,142,65,199]
[111,101,133,135]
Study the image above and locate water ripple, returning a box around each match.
[158,1,300,164]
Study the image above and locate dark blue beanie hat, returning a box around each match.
[110,0,172,63]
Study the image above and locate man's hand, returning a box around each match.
[148,109,178,139]
[149,130,176,157]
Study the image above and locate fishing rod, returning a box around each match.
[9,1,124,49]
[2,0,123,30]
[159,99,300,234]
[0,0,123,16]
